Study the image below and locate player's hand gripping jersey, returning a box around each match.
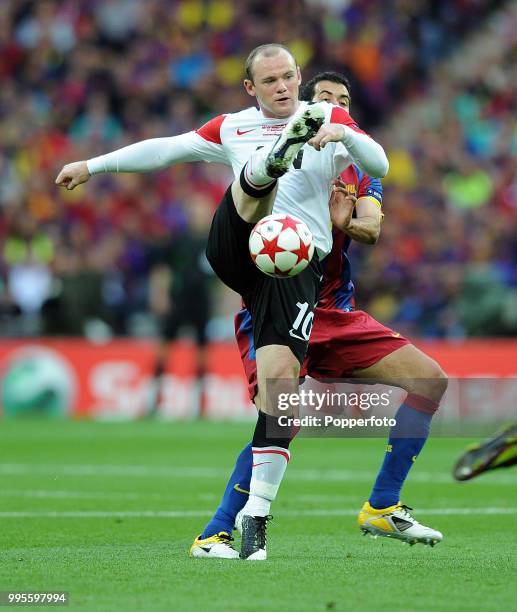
[318,163,383,311]
[87,102,387,258]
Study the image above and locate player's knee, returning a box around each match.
[410,358,448,405]
[255,343,303,416]
[433,365,448,400]
[425,360,448,400]
[256,346,300,413]
[261,355,299,380]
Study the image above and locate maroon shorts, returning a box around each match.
[235,307,409,401]
[301,308,409,379]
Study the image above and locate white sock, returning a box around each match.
[243,146,276,189]
[244,494,271,517]
[241,446,290,517]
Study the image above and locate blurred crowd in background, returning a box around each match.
[0,0,515,342]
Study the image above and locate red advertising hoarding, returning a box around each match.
[0,339,515,419]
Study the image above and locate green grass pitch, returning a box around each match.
[1,419,516,611]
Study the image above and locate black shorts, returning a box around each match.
[206,186,322,363]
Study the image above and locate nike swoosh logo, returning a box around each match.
[252,461,272,468]
[289,330,307,341]
[233,483,250,495]
[391,332,401,338]
[237,128,256,136]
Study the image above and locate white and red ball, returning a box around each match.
[249,213,315,278]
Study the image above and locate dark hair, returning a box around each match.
[301,71,352,102]
[245,44,297,82]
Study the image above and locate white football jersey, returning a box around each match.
[190,101,364,257]
[87,101,378,257]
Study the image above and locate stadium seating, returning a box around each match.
[0,0,515,339]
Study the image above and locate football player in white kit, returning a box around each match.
[56,43,388,559]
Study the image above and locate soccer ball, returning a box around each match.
[249,213,315,278]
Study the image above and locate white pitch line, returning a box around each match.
[0,463,515,484]
[6,489,513,507]
[0,463,217,478]
[0,508,515,519]
[0,489,173,501]
[0,489,218,502]
[0,490,357,502]
[0,510,210,518]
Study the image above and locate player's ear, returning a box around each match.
[244,79,256,97]
[296,67,302,86]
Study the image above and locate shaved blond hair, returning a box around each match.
[245,44,297,82]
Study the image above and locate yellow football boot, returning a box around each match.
[189,531,239,559]
[358,501,443,546]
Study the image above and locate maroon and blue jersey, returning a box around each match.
[317,164,383,312]
[235,165,386,400]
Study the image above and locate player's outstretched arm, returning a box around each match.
[55,161,90,190]
[55,129,227,191]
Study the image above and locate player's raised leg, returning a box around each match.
[355,343,447,545]
[232,103,325,224]
[205,177,320,561]
[264,103,325,177]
